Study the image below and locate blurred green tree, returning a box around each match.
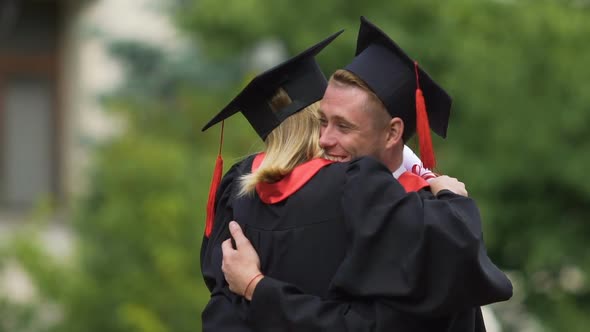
[173,0,590,330]
[7,0,590,331]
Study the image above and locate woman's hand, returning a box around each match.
[221,221,264,300]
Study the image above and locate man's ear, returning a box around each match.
[385,117,403,148]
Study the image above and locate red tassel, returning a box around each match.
[205,121,224,238]
[414,62,436,170]
[205,155,223,238]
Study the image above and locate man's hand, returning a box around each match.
[428,175,468,197]
[221,221,264,300]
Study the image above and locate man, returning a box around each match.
[320,17,448,178]
[220,16,511,331]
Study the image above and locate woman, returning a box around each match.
[200,31,511,332]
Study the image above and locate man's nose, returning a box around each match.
[319,126,336,148]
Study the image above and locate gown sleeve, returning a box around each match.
[200,158,254,332]
[200,160,240,288]
[332,157,513,316]
[248,276,452,332]
[246,157,511,331]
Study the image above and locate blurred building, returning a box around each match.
[0,0,72,215]
[0,0,179,303]
[0,0,178,223]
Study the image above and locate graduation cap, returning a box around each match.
[202,30,343,140]
[344,16,452,169]
[201,30,343,238]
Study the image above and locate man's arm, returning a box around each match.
[222,221,447,332]
[335,157,512,316]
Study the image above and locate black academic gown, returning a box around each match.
[201,154,512,332]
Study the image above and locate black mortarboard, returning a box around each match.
[202,30,342,239]
[202,30,343,140]
[344,16,452,168]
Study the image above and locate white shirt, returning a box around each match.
[392,164,406,179]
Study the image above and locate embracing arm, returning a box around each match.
[333,157,512,316]
[222,220,444,332]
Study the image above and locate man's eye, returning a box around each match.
[337,123,350,129]
[319,118,328,126]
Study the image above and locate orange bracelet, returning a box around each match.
[244,273,263,298]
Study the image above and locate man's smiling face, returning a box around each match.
[319,81,389,163]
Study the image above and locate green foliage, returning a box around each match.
[56,135,207,332]
[0,300,48,332]
[5,0,589,331]
[174,0,590,330]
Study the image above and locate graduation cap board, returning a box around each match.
[202,30,343,140]
[344,16,452,169]
[201,30,343,238]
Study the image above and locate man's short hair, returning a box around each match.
[329,69,392,129]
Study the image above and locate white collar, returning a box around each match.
[392,164,406,179]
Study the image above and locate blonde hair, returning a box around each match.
[238,88,323,196]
